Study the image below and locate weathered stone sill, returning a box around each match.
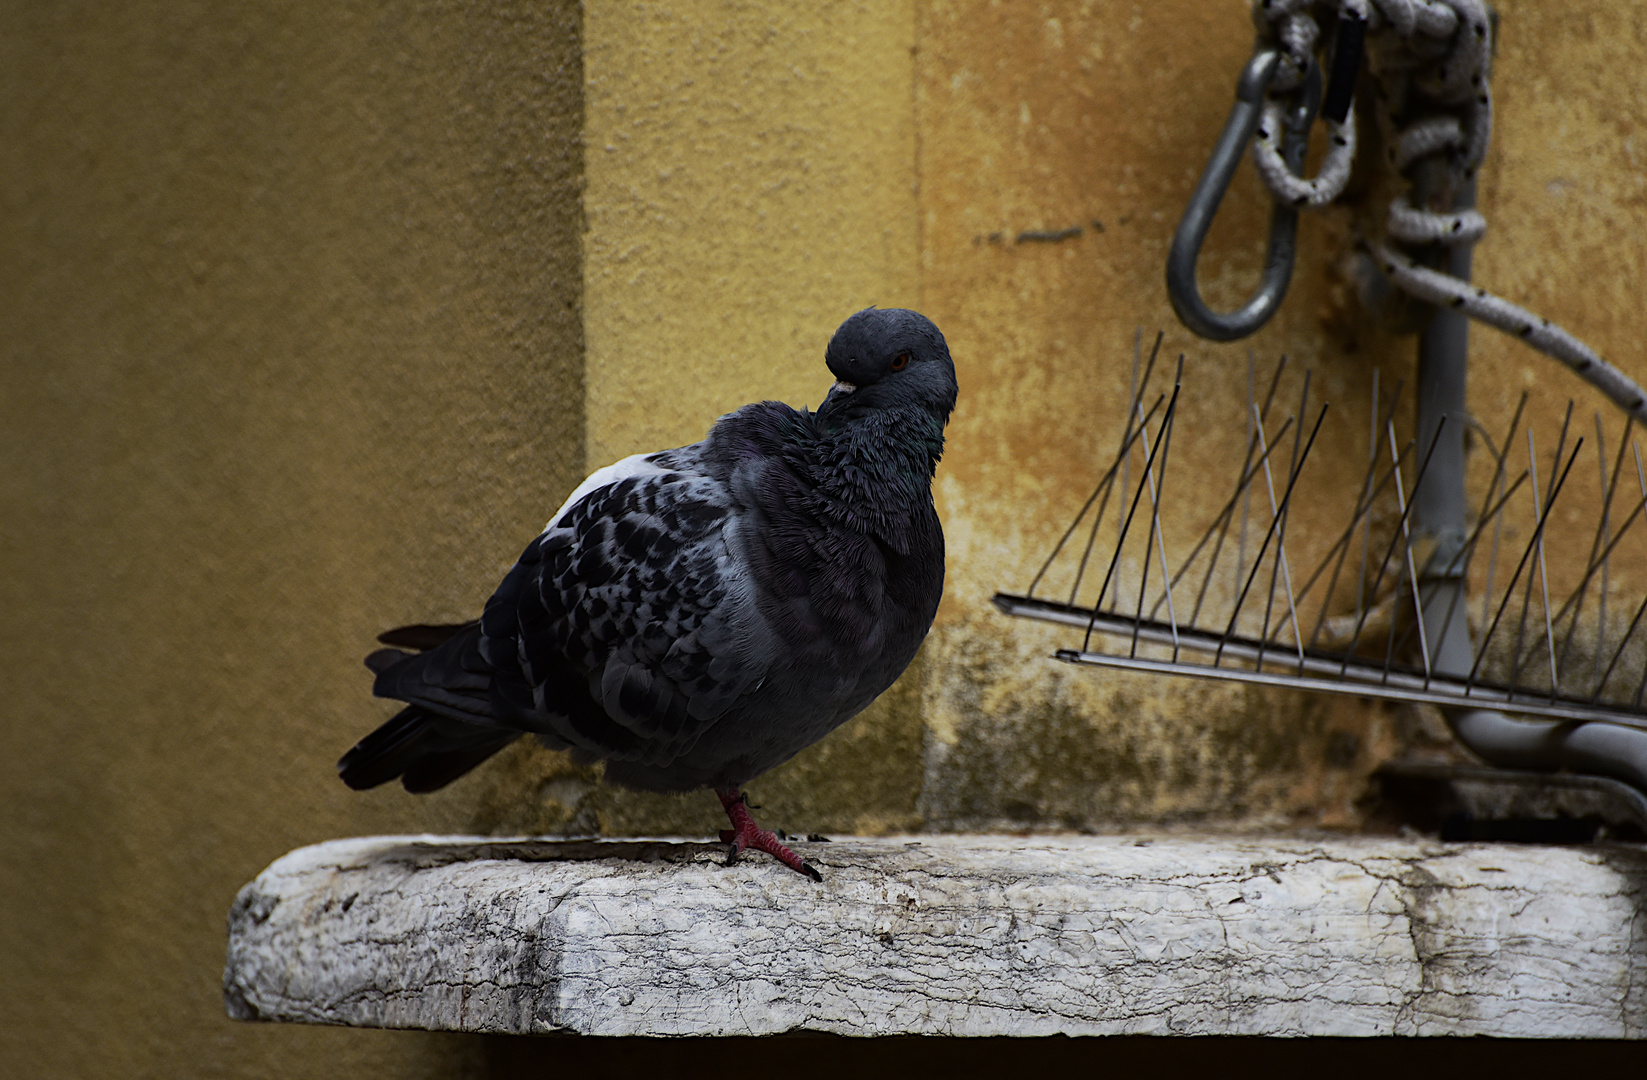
[224,834,1647,1038]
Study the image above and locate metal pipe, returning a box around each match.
[1412,178,1647,794]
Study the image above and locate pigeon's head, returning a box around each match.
[820,308,957,423]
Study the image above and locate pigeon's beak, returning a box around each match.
[827,353,869,388]
[825,352,862,402]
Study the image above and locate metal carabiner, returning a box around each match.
[1166,50,1321,342]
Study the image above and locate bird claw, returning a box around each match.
[714,788,823,881]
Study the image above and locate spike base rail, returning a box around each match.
[995,592,1647,732]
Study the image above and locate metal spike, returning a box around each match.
[1386,468,1533,670]
[1235,355,1288,602]
[1593,595,1647,705]
[1305,370,1394,648]
[1131,358,1184,659]
[1587,416,1633,689]
[1114,332,1146,604]
[1031,398,1160,601]
[1479,392,1529,636]
[1505,431,1543,694]
[1467,437,1585,692]
[1536,420,1571,697]
[1280,373,1311,662]
[1067,379,1166,605]
[1217,404,1329,666]
[1235,354,1256,604]
[1256,372,1310,670]
[1252,408,1285,668]
[1085,386,1180,652]
[1540,485,1647,670]
[1353,378,1403,664]
[1051,335,1163,604]
[1299,402,1413,632]
[1338,424,1446,677]
[1388,418,1440,684]
[1506,423,1579,699]
[1002,357,1647,733]
[1157,416,1294,624]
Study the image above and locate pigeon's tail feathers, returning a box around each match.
[376,622,479,652]
[365,647,407,675]
[342,620,516,792]
[399,727,520,793]
[337,704,519,792]
[337,705,433,790]
[368,621,492,721]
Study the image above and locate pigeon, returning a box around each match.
[338,307,957,879]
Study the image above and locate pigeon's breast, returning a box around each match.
[729,459,943,695]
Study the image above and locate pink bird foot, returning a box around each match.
[715,788,822,881]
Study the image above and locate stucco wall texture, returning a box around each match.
[4,1,1645,1076]
[2,2,585,1077]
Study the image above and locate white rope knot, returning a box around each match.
[1389,115,1462,172]
[1248,0,1357,206]
[1250,0,1491,205]
[1371,0,1458,39]
[1253,0,1322,90]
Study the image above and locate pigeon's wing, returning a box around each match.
[479,452,770,767]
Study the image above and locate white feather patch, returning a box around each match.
[542,453,670,533]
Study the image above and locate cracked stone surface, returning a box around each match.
[224,834,1647,1037]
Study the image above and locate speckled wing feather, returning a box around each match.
[478,452,771,768]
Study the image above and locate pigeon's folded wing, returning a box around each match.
[479,456,771,768]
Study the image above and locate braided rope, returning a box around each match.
[1247,0,1642,419]
[1386,195,1485,244]
[1371,242,1647,425]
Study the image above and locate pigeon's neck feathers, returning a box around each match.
[814,401,945,514]
[705,398,944,554]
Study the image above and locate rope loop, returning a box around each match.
[1255,102,1356,208]
[1386,194,1485,245]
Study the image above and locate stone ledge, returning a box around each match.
[224,834,1647,1038]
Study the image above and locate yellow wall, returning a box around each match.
[1,2,584,1076]
[581,1,920,464]
[5,1,1645,1075]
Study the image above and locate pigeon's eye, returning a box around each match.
[891,352,910,371]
